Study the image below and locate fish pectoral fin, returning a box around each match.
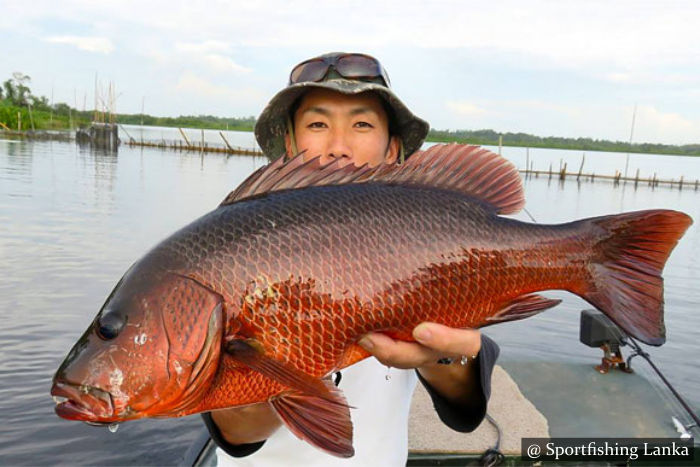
[486,294,562,324]
[225,339,334,401]
[270,385,354,458]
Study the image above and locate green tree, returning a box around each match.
[2,80,15,103]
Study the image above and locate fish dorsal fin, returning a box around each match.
[220,152,376,206]
[385,144,525,214]
[220,144,525,214]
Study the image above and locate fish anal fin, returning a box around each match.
[337,344,371,370]
[486,294,561,324]
[225,339,331,400]
[270,384,354,458]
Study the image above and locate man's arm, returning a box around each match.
[204,321,490,456]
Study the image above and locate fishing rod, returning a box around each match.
[624,335,700,429]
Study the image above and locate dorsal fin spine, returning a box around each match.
[219,143,525,215]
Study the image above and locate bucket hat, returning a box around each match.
[254,52,430,160]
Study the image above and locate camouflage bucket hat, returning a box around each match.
[254,53,430,160]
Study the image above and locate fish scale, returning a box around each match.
[165,183,585,379]
[51,144,691,458]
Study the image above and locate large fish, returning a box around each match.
[51,144,691,457]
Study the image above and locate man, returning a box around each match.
[202,52,499,465]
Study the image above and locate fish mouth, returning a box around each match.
[51,381,115,421]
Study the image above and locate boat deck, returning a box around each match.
[408,361,684,456]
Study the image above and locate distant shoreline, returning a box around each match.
[2,74,697,157]
[2,103,698,156]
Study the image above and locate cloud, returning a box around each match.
[201,54,252,74]
[446,101,488,117]
[634,105,698,143]
[45,35,114,53]
[173,72,263,103]
[175,41,231,54]
[150,41,253,74]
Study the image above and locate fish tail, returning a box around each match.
[574,209,692,346]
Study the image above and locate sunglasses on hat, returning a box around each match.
[288,53,391,87]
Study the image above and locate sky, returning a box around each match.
[2,0,700,145]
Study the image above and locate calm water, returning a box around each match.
[1,130,698,465]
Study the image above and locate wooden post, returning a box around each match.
[201,129,205,151]
[679,176,684,190]
[634,168,640,188]
[525,148,530,178]
[220,132,234,152]
[27,104,35,131]
[548,162,552,180]
[178,128,192,147]
[560,162,567,181]
[577,153,585,181]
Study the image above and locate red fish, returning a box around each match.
[51,144,691,457]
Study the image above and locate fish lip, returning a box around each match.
[51,381,115,421]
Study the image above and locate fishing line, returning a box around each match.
[523,207,537,223]
[478,413,505,466]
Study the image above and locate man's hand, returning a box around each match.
[358,322,482,406]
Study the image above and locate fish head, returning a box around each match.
[51,263,224,423]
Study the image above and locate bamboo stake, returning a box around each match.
[525,148,529,178]
[220,132,234,151]
[577,153,585,181]
[179,128,192,147]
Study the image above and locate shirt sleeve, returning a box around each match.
[201,412,266,458]
[415,333,500,432]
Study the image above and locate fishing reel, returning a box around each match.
[579,309,633,374]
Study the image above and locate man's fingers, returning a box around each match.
[358,332,439,369]
[412,322,481,357]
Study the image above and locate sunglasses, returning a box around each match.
[288,53,391,87]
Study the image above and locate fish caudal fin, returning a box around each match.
[577,209,692,346]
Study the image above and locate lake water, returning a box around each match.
[1,128,698,465]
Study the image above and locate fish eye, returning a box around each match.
[96,310,126,340]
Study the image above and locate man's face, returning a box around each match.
[285,88,399,167]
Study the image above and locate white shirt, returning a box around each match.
[216,358,419,467]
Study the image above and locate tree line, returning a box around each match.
[1,72,698,156]
[428,129,700,157]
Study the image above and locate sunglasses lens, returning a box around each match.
[290,60,330,84]
[335,55,381,78]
